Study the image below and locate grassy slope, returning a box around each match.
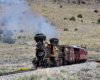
[30,1,100,47]
[0,0,100,71]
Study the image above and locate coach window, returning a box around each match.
[74,48,79,53]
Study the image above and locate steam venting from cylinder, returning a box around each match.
[49,38,59,45]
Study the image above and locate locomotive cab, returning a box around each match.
[45,38,62,66]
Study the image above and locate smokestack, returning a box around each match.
[49,38,59,45]
[34,33,46,44]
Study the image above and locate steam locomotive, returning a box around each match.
[32,33,87,68]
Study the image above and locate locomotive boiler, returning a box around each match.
[32,33,47,68]
[32,33,61,68]
[32,33,88,68]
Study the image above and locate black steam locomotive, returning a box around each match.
[32,33,60,68]
[32,33,87,68]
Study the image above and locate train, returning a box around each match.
[32,33,88,68]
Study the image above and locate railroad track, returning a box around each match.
[0,69,36,76]
[0,60,100,76]
[86,60,100,63]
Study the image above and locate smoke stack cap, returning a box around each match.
[49,38,59,45]
[34,33,46,43]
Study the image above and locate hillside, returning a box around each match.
[28,0,100,48]
[0,0,100,74]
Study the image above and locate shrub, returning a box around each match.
[72,1,76,4]
[81,20,83,22]
[0,30,3,34]
[18,36,21,39]
[60,69,68,73]
[64,17,67,20]
[97,18,100,23]
[45,20,48,23]
[60,5,62,8]
[3,29,13,37]
[0,70,9,74]
[14,30,17,32]
[25,47,28,49]
[77,14,83,18]
[20,29,24,33]
[13,76,27,80]
[22,11,25,14]
[97,64,100,68]
[69,17,76,21]
[29,4,31,6]
[22,36,26,38]
[50,23,55,26]
[15,67,28,71]
[68,0,70,4]
[13,74,40,80]
[75,28,78,31]
[3,37,16,44]
[78,0,81,4]
[82,1,86,4]
[64,28,69,31]
[30,74,39,80]
[0,34,3,42]
[46,76,53,80]
[13,74,41,80]
[91,22,94,23]
[18,36,26,39]
[1,22,5,26]
[43,10,45,11]
[94,10,98,13]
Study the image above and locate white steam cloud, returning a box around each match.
[0,0,58,38]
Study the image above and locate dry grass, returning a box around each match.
[30,1,100,47]
[0,1,100,72]
[0,41,36,71]
[14,63,100,80]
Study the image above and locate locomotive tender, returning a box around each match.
[32,33,87,68]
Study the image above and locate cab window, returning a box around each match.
[74,48,79,53]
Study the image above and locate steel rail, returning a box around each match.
[0,69,36,76]
[86,60,100,63]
